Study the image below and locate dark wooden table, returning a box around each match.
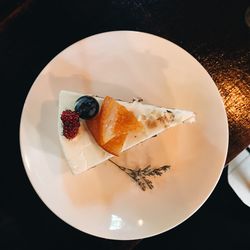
[1,1,249,250]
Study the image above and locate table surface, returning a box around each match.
[0,1,249,249]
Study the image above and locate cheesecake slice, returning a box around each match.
[58,90,195,174]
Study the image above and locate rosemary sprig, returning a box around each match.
[109,159,170,191]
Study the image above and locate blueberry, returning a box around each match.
[74,96,99,119]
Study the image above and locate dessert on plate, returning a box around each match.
[58,90,195,174]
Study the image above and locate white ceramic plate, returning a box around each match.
[19,31,228,240]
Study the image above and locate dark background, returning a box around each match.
[0,0,249,249]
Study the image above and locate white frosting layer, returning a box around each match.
[58,90,195,174]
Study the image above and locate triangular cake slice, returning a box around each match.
[58,90,195,174]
